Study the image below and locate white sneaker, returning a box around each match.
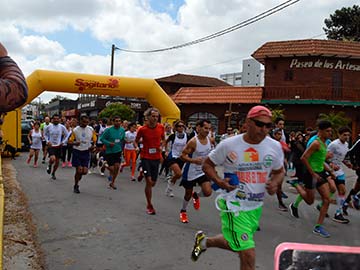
[165,180,174,197]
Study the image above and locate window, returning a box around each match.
[284,70,293,81]
[332,71,343,98]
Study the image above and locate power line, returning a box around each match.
[116,0,300,53]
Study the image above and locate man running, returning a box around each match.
[134,108,165,215]
[68,115,97,193]
[327,127,352,223]
[44,114,68,180]
[191,105,284,270]
[178,119,212,223]
[165,120,188,197]
[288,120,334,237]
[100,115,125,190]
[40,116,51,163]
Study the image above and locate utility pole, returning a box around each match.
[110,44,116,75]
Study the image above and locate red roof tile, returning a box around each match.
[156,73,230,87]
[252,39,360,64]
[171,86,263,104]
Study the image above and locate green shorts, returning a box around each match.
[218,198,262,251]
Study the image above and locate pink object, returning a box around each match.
[247,105,272,119]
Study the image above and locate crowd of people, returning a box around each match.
[21,105,360,270]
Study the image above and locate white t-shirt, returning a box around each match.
[71,126,95,151]
[124,130,137,150]
[44,123,68,147]
[328,138,349,177]
[209,134,284,211]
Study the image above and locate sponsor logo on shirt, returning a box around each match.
[244,147,259,162]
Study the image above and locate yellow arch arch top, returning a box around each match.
[26,70,180,123]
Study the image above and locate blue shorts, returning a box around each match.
[335,174,346,186]
[72,149,90,168]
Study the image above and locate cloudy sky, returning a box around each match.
[1,0,357,103]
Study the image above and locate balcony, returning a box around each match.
[263,86,360,102]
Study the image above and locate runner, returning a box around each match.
[178,119,212,223]
[191,105,284,270]
[100,115,125,190]
[164,120,188,197]
[119,122,138,181]
[40,116,50,163]
[26,121,43,167]
[134,108,165,215]
[327,127,352,223]
[287,120,334,237]
[68,115,97,194]
[44,114,69,180]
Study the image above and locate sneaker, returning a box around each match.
[180,211,189,223]
[26,157,31,164]
[278,202,288,212]
[67,161,72,167]
[192,192,200,210]
[332,213,350,224]
[316,204,329,218]
[46,164,52,174]
[146,205,156,215]
[51,174,56,180]
[73,185,80,194]
[165,186,174,197]
[353,195,360,210]
[289,203,299,218]
[137,174,144,182]
[33,162,38,168]
[120,165,124,173]
[62,162,66,168]
[313,225,330,238]
[281,192,288,199]
[342,202,349,216]
[286,178,299,187]
[191,231,207,262]
[100,172,105,176]
[42,158,45,164]
[109,183,117,190]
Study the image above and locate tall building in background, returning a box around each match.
[220,59,264,86]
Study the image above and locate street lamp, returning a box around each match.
[110,44,120,75]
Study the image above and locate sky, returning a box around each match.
[1,0,358,103]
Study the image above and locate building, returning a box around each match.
[44,99,78,118]
[173,39,360,137]
[220,59,264,86]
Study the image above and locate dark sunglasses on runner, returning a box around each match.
[250,119,272,128]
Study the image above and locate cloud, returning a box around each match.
[1,0,358,103]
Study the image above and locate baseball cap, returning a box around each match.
[247,105,272,119]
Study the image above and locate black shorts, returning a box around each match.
[42,140,47,148]
[48,146,62,158]
[72,149,90,168]
[167,157,184,168]
[141,158,160,182]
[356,169,360,183]
[180,174,210,189]
[303,170,329,189]
[105,152,122,166]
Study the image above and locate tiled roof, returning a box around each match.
[171,86,263,104]
[156,73,230,87]
[252,39,360,64]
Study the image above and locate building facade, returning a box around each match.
[220,59,264,86]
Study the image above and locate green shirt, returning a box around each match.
[308,137,327,172]
[100,126,125,154]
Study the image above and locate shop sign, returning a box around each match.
[74,78,119,92]
[290,58,360,71]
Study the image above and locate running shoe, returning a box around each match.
[281,192,288,199]
[26,157,31,164]
[46,164,52,174]
[33,162,37,168]
[146,205,156,215]
[332,213,350,224]
[342,202,349,216]
[137,174,144,182]
[353,195,360,210]
[109,183,117,190]
[286,178,299,187]
[180,211,189,223]
[73,184,80,194]
[191,231,207,262]
[278,202,288,212]
[62,162,66,168]
[313,225,330,238]
[67,161,72,167]
[119,165,124,173]
[42,158,45,164]
[51,174,56,180]
[165,180,174,197]
[192,192,200,210]
[315,204,329,218]
[131,177,135,181]
[289,203,299,218]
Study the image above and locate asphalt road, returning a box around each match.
[11,153,360,270]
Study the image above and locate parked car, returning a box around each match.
[21,120,33,151]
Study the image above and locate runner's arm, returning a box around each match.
[180,138,197,163]
[266,168,285,195]
[202,157,235,192]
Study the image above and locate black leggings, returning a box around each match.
[61,145,73,162]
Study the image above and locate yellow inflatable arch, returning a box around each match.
[26,69,180,122]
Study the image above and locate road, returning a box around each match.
[11,153,360,270]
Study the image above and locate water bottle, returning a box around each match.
[211,172,239,191]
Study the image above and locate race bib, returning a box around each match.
[149,148,157,154]
[115,139,120,143]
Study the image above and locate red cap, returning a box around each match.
[247,105,272,119]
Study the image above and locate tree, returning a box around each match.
[99,103,135,121]
[48,95,71,104]
[323,5,360,41]
[318,111,351,138]
[270,107,285,122]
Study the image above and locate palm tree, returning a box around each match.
[318,111,351,138]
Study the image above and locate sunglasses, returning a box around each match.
[250,119,272,128]
[176,125,185,128]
